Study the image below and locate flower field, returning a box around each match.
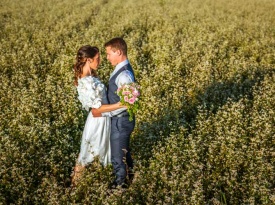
[0,0,274,204]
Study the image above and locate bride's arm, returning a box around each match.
[91,103,126,117]
[97,103,125,112]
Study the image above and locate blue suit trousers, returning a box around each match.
[110,116,135,185]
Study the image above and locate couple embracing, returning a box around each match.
[72,37,135,189]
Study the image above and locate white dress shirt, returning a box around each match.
[102,59,134,117]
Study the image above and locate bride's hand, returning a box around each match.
[91,108,102,117]
[117,102,127,108]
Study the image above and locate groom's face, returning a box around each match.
[106,46,119,66]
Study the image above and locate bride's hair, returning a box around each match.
[73,45,99,86]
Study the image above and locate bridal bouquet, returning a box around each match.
[77,76,104,111]
[117,82,141,121]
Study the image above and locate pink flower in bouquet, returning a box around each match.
[128,97,136,104]
[116,82,141,121]
[132,90,140,97]
[123,91,131,95]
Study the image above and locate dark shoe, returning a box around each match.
[127,168,134,185]
[118,183,128,189]
[108,180,118,190]
[108,180,128,190]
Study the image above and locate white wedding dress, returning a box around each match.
[76,76,111,166]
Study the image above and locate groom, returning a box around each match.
[93,37,135,188]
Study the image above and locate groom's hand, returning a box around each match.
[91,108,102,117]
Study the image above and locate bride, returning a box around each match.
[71,45,125,184]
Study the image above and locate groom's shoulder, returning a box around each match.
[118,69,134,82]
[122,62,132,69]
[120,69,132,76]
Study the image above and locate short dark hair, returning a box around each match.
[104,37,127,56]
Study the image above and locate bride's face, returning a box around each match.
[89,53,100,70]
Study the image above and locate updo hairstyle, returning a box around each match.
[73,45,99,86]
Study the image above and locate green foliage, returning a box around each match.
[0,0,274,204]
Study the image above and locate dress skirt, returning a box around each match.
[77,112,111,166]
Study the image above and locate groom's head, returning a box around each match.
[105,37,127,66]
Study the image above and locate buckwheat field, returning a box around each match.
[0,0,274,204]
